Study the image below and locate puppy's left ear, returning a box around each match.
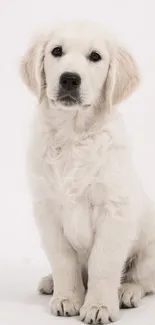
[20,35,46,102]
[104,46,140,109]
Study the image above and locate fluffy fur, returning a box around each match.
[20,21,155,324]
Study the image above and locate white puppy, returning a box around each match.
[20,21,155,324]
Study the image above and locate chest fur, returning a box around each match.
[29,126,113,251]
[36,134,104,251]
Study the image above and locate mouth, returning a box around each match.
[50,95,91,109]
[58,94,80,106]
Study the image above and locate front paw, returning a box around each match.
[80,301,119,324]
[50,295,84,317]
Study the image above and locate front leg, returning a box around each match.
[34,200,85,317]
[80,206,131,324]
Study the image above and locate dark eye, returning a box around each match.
[89,51,102,62]
[51,46,63,57]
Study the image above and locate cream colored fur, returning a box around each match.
[20,22,155,324]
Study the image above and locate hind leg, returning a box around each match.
[119,245,155,308]
[119,282,145,308]
[38,274,54,295]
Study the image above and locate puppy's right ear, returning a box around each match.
[20,35,46,102]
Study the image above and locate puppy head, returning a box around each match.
[20,22,140,111]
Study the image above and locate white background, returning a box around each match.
[0,1,155,324]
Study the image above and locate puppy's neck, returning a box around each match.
[37,97,112,146]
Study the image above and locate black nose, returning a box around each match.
[60,72,81,91]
